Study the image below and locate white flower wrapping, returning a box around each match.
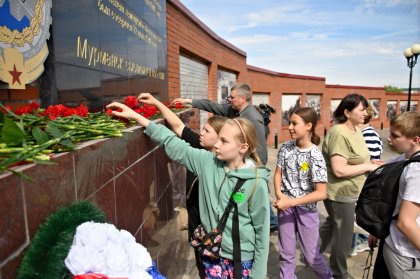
[65,221,153,279]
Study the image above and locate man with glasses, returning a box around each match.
[174,83,267,164]
[173,83,278,230]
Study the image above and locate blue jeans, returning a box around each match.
[270,205,278,228]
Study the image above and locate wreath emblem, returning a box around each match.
[0,0,52,89]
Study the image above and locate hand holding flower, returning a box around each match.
[106,102,150,127]
[137,93,159,106]
[171,98,191,106]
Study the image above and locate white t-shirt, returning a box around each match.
[385,153,420,258]
[277,140,327,211]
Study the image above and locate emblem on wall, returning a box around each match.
[0,0,52,89]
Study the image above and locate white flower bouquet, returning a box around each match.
[65,222,165,279]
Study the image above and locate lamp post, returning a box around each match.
[403,43,420,111]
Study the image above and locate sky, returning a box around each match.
[179,0,420,88]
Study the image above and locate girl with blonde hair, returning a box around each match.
[106,102,270,279]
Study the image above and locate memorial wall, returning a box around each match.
[41,0,167,110]
[0,1,192,278]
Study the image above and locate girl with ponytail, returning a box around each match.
[273,107,332,278]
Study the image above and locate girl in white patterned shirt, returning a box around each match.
[273,107,331,279]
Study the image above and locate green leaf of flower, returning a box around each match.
[60,138,75,150]
[32,127,49,145]
[46,123,63,138]
[1,115,26,146]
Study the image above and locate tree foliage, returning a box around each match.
[384,85,402,93]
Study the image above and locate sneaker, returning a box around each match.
[356,243,370,253]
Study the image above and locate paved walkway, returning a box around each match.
[156,129,396,278]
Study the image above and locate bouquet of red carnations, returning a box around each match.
[0,102,127,176]
[106,96,186,120]
[0,96,187,176]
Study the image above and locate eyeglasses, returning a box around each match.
[227,95,239,100]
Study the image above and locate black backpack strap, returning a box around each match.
[408,150,420,161]
[216,178,245,279]
[392,151,420,221]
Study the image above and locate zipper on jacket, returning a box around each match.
[216,173,228,220]
[217,173,228,199]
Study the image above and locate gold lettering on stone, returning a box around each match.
[76,36,165,80]
[96,0,162,48]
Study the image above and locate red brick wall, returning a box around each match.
[247,70,420,145]
[0,111,202,278]
[0,85,39,110]
[325,85,420,130]
[247,66,327,144]
[166,0,247,101]
[166,0,420,146]
[381,92,420,128]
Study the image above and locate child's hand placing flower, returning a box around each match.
[137,92,158,106]
[106,102,150,127]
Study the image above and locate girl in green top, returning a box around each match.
[107,101,270,279]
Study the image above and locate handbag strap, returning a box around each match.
[216,178,245,232]
[216,178,245,279]
[186,176,199,200]
[231,196,242,279]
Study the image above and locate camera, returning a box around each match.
[258,104,276,126]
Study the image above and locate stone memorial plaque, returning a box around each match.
[40,0,167,111]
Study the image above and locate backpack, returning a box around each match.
[355,151,420,239]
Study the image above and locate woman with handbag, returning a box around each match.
[107,101,271,279]
[137,93,226,278]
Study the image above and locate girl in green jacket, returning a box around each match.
[107,102,270,279]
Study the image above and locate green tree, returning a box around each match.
[384,85,402,93]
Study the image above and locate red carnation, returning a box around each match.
[106,109,114,116]
[125,96,138,109]
[0,105,12,114]
[29,101,40,112]
[14,106,30,115]
[14,101,40,115]
[75,105,88,117]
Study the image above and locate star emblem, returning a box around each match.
[8,64,22,85]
